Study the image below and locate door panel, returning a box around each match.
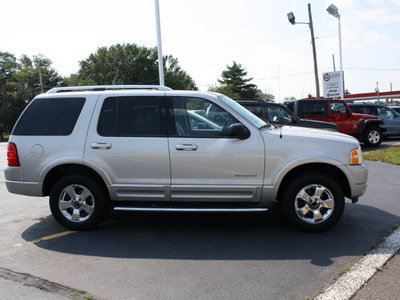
[377,107,400,135]
[168,97,265,202]
[329,101,355,133]
[85,95,170,201]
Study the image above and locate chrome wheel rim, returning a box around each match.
[58,184,95,222]
[368,130,380,144]
[294,184,334,224]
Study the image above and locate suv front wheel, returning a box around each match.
[280,172,345,232]
[49,175,109,230]
[363,126,382,147]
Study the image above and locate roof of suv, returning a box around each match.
[235,99,274,103]
[47,85,173,94]
[348,103,383,106]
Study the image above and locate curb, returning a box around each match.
[316,226,400,300]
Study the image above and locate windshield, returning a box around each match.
[217,94,267,129]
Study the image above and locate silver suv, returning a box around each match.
[5,86,368,232]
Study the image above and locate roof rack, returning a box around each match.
[46,85,172,94]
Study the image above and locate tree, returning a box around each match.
[10,54,63,100]
[209,62,259,99]
[256,90,275,102]
[0,54,63,137]
[78,43,197,90]
[208,84,241,99]
[284,96,296,101]
[0,52,18,138]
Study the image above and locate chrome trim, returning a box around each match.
[114,207,268,212]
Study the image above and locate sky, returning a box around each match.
[2,0,400,102]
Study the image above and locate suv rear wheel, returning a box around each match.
[280,172,345,232]
[49,175,109,230]
[363,126,382,147]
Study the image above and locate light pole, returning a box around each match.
[327,4,343,99]
[287,3,320,99]
[154,0,165,86]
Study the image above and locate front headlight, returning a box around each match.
[350,147,363,165]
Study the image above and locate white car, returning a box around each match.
[5,85,368,232]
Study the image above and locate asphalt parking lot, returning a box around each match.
[1,139,399,300]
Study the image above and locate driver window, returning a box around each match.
[330,102,347,114]
[172,97,239,137]
[267,106,293,124]
[377,107,394,117]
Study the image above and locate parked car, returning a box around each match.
[236,99,338,131]
[285,99,386,147]
[390,106,400,114]
[348,103,400,137]
[5,85,368,232]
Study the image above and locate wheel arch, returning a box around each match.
[276,163,351,202]
[357,119,384,135]
[42,164,108,197]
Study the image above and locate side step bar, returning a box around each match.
[114,207,268,213]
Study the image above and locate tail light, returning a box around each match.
[7,142,20,166]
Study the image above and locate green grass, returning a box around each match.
[363,146,400,165]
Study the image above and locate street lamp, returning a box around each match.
[327,4,344,99]
[154,0,165,86]
[287,3,320,99]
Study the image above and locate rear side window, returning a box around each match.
[97,96,165,137]
[354,106,377,115]
[12,97,85,136]
[302,101,328,118]
[240,104,264,120]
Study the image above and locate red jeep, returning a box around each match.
[285,99,386,147]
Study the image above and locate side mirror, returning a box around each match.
[228,123,250,140]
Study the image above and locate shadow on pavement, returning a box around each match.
[21,203,400,266]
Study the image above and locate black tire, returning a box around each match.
[49,175,109,230]
[280,172,345,232]
[363,126,382,147]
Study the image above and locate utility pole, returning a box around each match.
[39,68,44,93]
[308,3,320,99]
[287,3,320,99]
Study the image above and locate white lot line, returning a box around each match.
[316,226,400,300]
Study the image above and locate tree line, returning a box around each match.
[0,43,273,138]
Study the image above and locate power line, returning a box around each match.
[317,21,400,40]
[345,67,400,71]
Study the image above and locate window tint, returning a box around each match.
[240,104,264,119]
[12,97,85,136]
[349,105,359,113]
[97,96,164,137]
[171,97,240,137]
[356,106,376,115]
[302,101,327,118]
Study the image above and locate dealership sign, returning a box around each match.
[323,71,343,98]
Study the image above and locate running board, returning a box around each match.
[114,207,268,213]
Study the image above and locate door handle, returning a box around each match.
[175,144,198,151]
[91,142,112,150]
